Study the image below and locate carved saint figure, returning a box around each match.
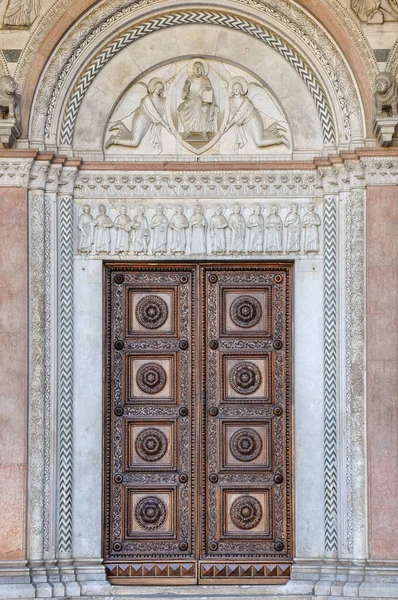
[169,205,189,254]
[189,204,207,254]
[374,72,398,117]
[303,203,321,253]
[78,205,94,254]
[3,0,39,28]
[105,78,171,151]
[114,206,132,254]
[284,203,301,253]
[264,204,283,252]
[210,205,228,254]
[247,203,264,253]
[151,205,168,254]
[177,60,218,140]
[131,205,150,254]
[228,203,246,254]
[93,204,113,254]
[223,77,288,151]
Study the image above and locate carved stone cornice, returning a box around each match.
[74,169,324,199]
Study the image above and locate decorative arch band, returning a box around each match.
[59,9,336,146]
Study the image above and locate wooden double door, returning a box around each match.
[104,263,293,585]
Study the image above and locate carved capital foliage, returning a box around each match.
[29,160,50,190]
[0,158,33,186]
[58,167,78,195]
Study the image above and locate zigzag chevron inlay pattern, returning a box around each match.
[58,195,74,554]
[323,195,338,554]
[59,10,335,146]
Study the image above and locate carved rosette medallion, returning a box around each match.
[230,495,263,530]
[230,296,262,328]
[135,496,167,530]
[230,428,262,462]
[135,428,168,462]
[229,361,261,395]
[136,295,168,329]
[136,363,167,394]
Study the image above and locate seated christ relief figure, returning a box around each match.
[177,60,219,141]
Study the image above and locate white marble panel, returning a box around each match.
[294,259,325,558]
[73,259,103,558]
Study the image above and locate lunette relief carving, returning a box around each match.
[106,59,290,156]
[57,13,335,148]
[75,200,323,258]
[24,0,366,147]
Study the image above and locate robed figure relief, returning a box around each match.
[93,205,113,254]
[223,77,288,152]
[303,203,321,253]
[189,204,207,254]
[210,205,228,254]
[284,204,301,253]
[78,205,94,254]
[131,206,150,255]
[264,204,283,252]
[106,78,172,151]
[114,206,132,254]
[228,203,246,254]
[151,205,169,254]
[247,204,264,253]
[177,60,219,141]
[169,205,189,254]
[3,0,39,27]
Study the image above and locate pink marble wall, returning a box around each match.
[367,186,398,560]
[0,188,28,560]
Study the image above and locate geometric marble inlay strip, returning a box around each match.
[58,195,74,555]
[323,194,338,554]
[59,10,335,146]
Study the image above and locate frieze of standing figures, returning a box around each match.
[75,199,322,258]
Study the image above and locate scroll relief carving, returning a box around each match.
[105,59,290,156]
[76,200,322,258]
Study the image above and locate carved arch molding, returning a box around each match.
[28,0,367,151]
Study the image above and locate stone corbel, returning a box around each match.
[373,116,398,146]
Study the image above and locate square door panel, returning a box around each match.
[127,288,177,336]
[125,489,175,538]
[126,355,175,404]
[222,489,272,538]
[126,420,176,470]
[222,421,271,470]
[223,356,270,401]
[222,288,271,336]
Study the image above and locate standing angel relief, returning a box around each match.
[223,77,289,152]
[114,206,132,254]
[264,204,283,252]
[105,78,172,151]
[210,205,228,254]
[303,203,321,253]
[151,205,169,255]
[169,205,189,254]
[131,206,150,255]
[247,204,264,253]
